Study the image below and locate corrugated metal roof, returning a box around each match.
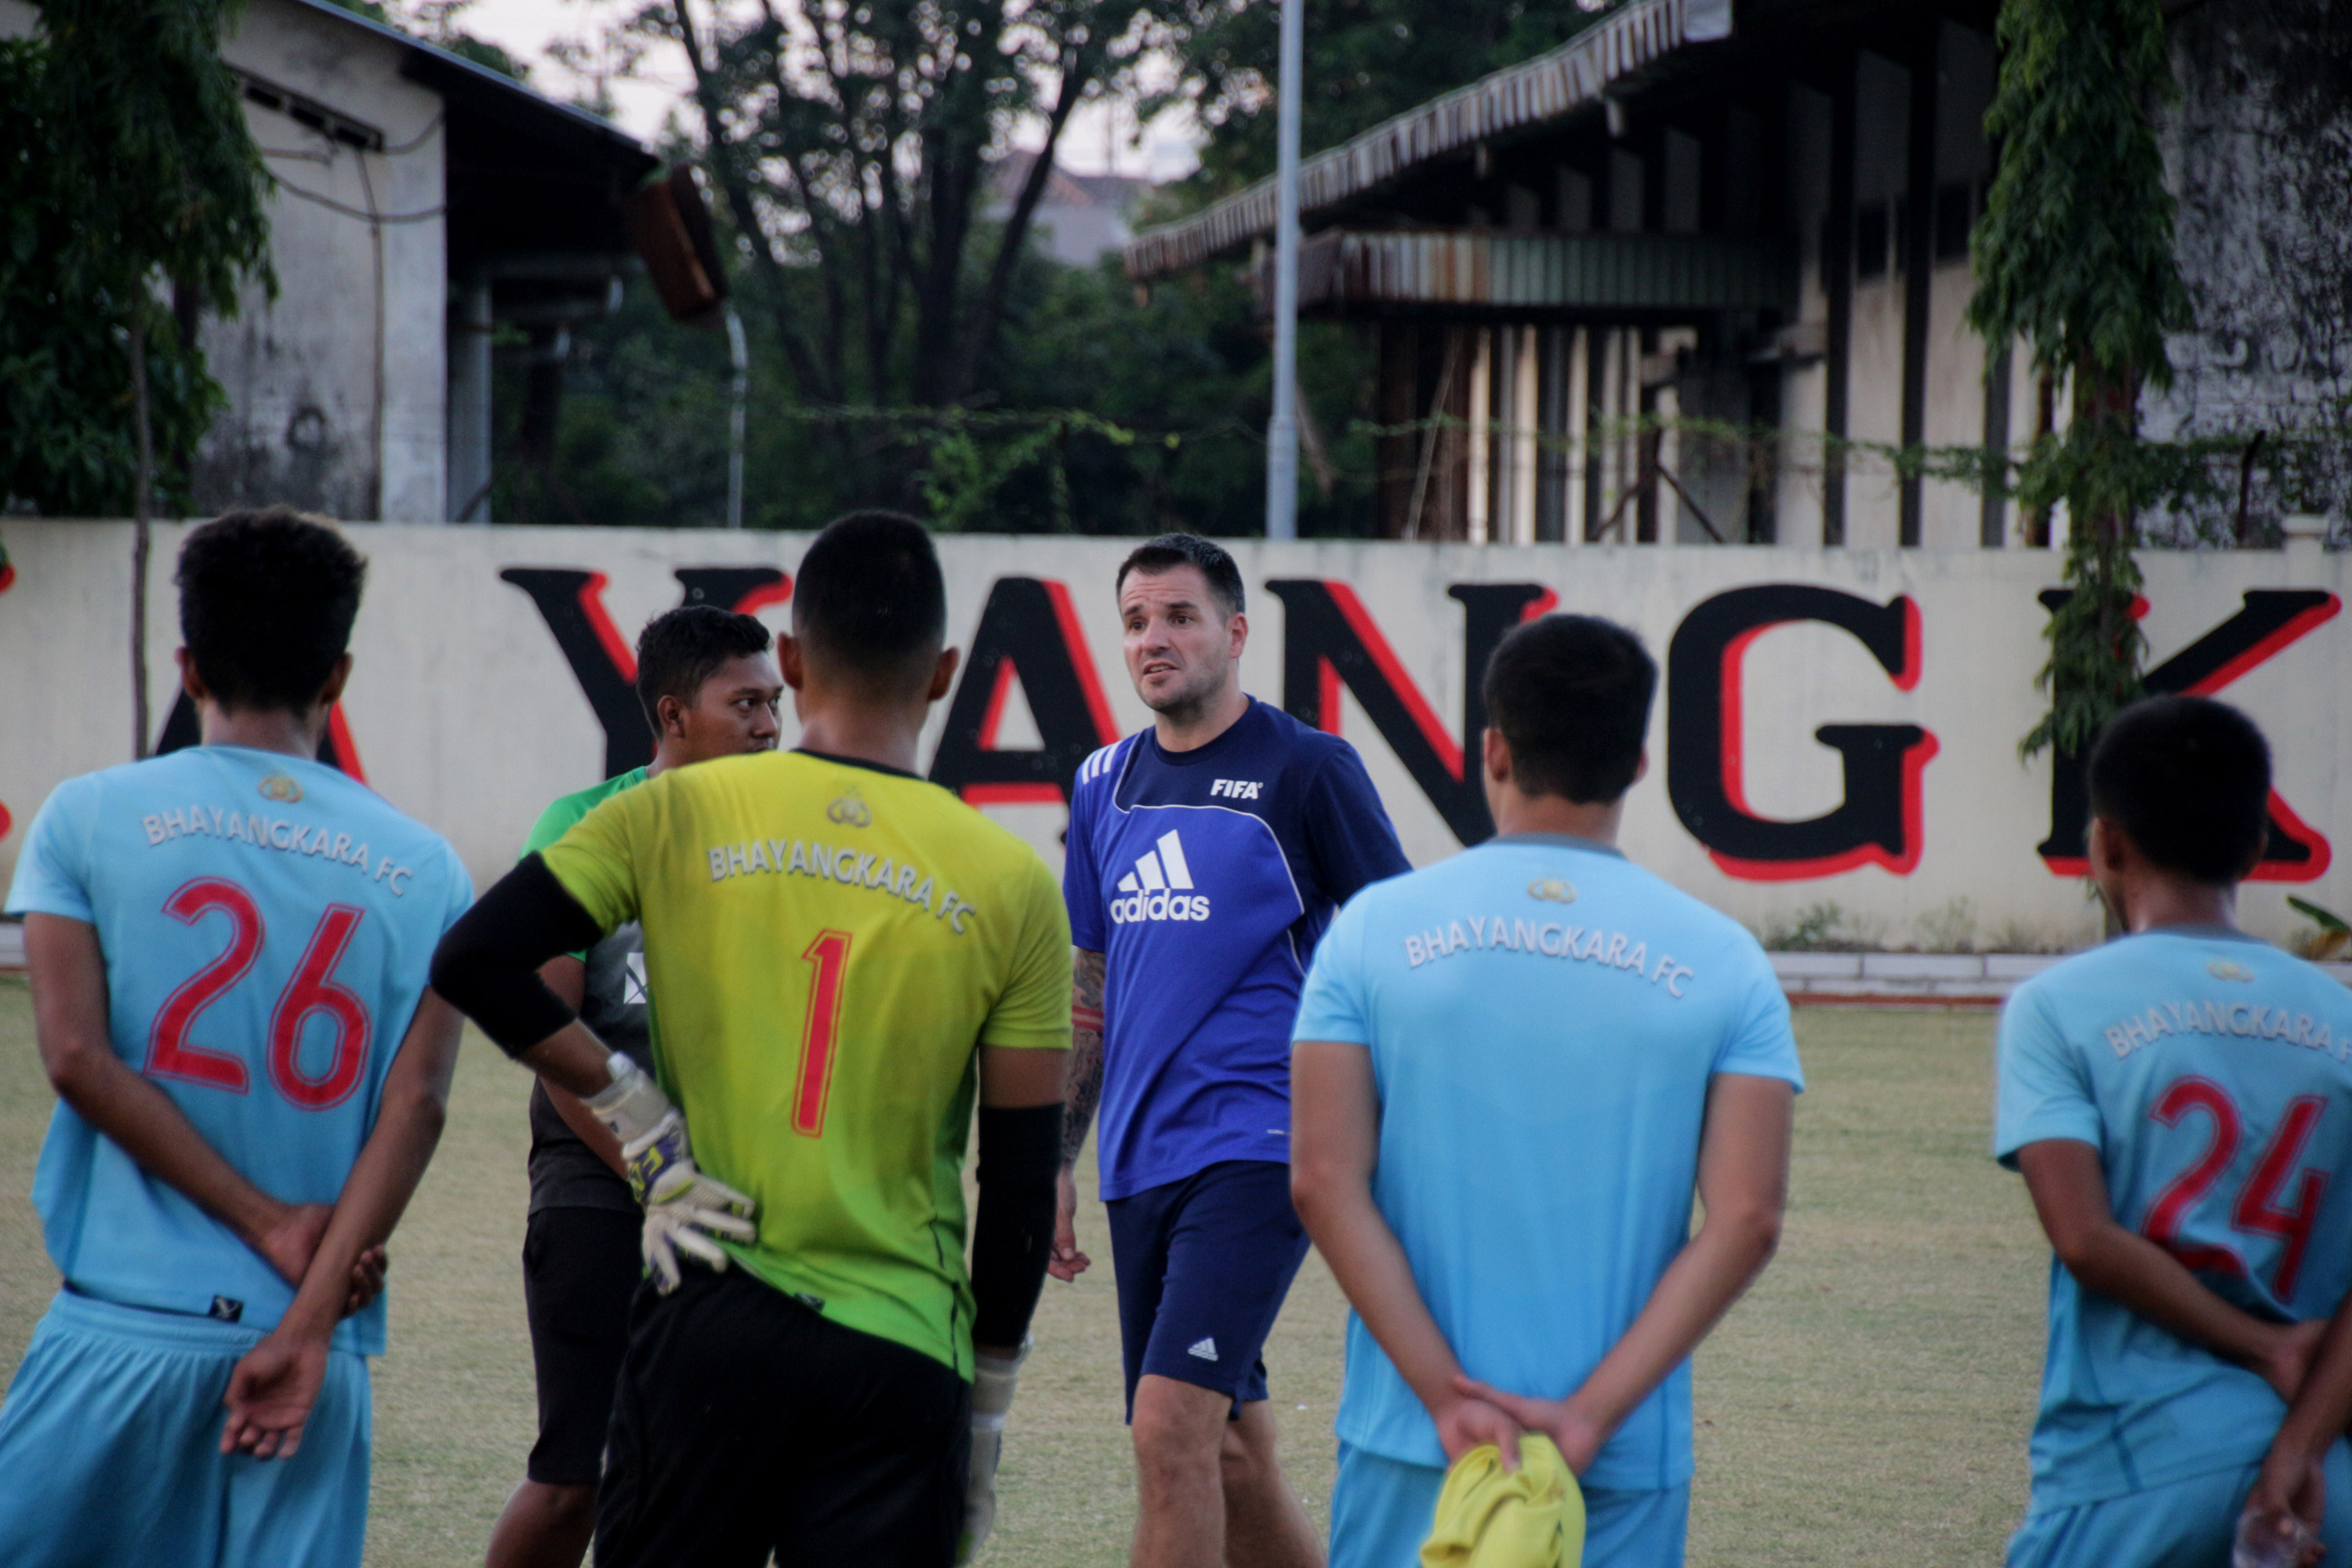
[1270,229,1796,312]
[286,0,654,170]
[1123,0,1726,279]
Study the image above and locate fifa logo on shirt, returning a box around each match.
[1112,829,1211,924]
[1209,779,1263,800]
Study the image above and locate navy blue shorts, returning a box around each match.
[1105,1159,1310,1420]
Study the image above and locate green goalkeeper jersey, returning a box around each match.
[539,747,1071,1376]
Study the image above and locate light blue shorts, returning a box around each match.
[2007,1442,2352,1568]
[0,1290,371,1568]
[1330,1440,1690,1568]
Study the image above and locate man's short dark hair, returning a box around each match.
[176,507,367,714]
[792,510,946,689]
[2086,695,2272,883]
[1482,615,1656,804]
[635,605,773,731]
[1116,534,1245,619]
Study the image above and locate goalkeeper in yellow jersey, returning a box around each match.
[434,513,1070,1567]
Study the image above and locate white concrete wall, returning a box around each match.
[195,0,448,522]
[3,522,2343,956]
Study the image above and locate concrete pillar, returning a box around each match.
[447,274,493,522]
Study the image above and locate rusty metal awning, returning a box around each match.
[1123,0,1730,281]
[1254,230,1797,315]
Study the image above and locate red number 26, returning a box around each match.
[149,877,374,1110]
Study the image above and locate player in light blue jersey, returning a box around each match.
[1995,695,2352,1568]
[1290,615,1800,1568]
[0,510,470,1568]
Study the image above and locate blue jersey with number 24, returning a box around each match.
[5,746,470,1355]
[1995,927,2352,1508]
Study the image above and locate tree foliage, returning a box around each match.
[642,0,1157,448]
[510,250,1378,535]
[1968,0,2190,759]
[0,2,272,517]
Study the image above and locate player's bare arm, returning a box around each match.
[1291,1038,1526,1465]
[1456,1072,1792,1473]
[1051,947,1106,1282]
[24,912,386,1314]
[2246,1295,2352,1557]
[220,989,463,1461]
[2016,1137,2325,1398]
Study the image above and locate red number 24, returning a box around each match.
[2143,1075,2329,1298]
[149,877,375,1110]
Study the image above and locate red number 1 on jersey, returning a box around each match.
[795,930,854,1137]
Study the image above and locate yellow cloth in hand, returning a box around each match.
[1419,1436,1584,1568]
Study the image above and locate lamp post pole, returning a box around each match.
[724,303,748,529]
[1263,0,1304,540]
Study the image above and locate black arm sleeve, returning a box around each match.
[970,1102,1065,1349]
[429,854,608,1059]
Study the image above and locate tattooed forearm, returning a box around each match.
[1063,948,1106,1167]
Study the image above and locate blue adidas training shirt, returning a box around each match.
[1065,697,1409,1200]
[1292,833,1802,1491]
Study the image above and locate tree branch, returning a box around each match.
[670,0,833,403]
[953,40,1094,402]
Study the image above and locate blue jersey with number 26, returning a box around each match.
[1995,928,2352,1508]
[5,746,470,1355]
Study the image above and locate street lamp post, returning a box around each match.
[1263,0,1304,541]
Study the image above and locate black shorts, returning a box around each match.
[594,1268,971,1568]
[1105,1159,1310,1420]
[521,1207,644,1486]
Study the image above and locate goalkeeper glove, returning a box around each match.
[956,1336,1029,1564]
[586,1054,757,1294]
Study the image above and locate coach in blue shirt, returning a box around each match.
[1290,613,1802,1568]
[1058,533,1410,1568]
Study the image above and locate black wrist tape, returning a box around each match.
[971,1102,1064,1349]
[429,855,606,1058]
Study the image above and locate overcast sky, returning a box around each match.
[456,0,1199,179]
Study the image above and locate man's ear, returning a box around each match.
[655,692,687,739]
[776,633,807,692]
[1483,724,1513,786]
[314,652,354,710]
[1630,748,1650,786]
[927,645,962,703]
[2089,815,2132,875]
[176,648,208,703]
[1226,609,1249,660]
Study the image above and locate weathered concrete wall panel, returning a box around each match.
[192,0,448,523]
[2,524,2343,956]
[2153,0,2351,536]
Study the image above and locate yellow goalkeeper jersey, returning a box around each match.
[539,747,1072,1376]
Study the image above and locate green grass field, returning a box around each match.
[0,976,2047,1565]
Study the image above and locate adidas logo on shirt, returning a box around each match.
[1111,830,1212,924]
[1187,1337,1219,1361]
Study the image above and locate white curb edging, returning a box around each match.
[1772,949,2352,1006]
